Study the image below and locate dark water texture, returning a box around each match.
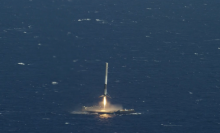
[0,0,220,132]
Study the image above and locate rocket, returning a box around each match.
[100,62,111,98]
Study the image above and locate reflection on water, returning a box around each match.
[98,114,114,119]
[95,114,115,126]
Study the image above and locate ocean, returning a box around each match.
[1,0,220,132]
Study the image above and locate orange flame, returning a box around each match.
[103,96,107,109]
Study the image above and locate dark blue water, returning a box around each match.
[1,0,220,132]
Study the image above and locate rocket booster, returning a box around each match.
[104,62,108,95]
[100,62,110,98]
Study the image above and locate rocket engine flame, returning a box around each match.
[103,96,107,109]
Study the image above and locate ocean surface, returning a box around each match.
[1,0,220,132]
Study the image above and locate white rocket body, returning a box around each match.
[100,63,110,98]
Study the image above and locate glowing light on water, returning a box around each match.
[99,114,113,119]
